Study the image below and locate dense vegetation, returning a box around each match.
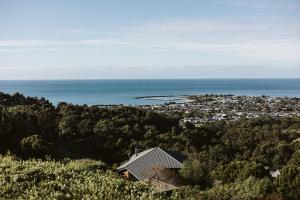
[0,92,299,199]
[0,155,161,200]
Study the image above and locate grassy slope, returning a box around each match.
[1,155,297,200]
[0,155,164,200]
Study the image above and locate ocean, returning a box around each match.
[0,79,300,105]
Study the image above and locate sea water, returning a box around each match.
[0,79,300,105]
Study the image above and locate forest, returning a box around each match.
[0,92,299,199]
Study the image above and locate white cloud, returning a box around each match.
[0,47,62,53]
[117,19,300,63]
[47,29,103,35]
[121,19,262,35]
[1,18,300,63]
[221,0,300,10]
[0,39,125,47]
[1,65,299,79]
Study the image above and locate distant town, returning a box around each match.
[133,95,300,125]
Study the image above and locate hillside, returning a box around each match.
[0,155,163,200]
[0,92,300,199]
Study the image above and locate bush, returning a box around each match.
[20,135,52,158]
[211,160,269,184]
[171,177,274,200]
[0,155,164,200]
[179,160,212,188]
[275,165,300,200]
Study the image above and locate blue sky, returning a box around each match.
[0,0,300,79]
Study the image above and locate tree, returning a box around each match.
[78,119,94,137]
[212,160,269,184]
[20,135,52,158]
[179,160,212,188]
[275,165,300,200]
[58,114,80,139]
[288,150,300,166]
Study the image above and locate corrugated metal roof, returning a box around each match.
[117,147,183,181]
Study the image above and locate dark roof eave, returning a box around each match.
[117,167,126,171]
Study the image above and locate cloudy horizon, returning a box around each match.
[1,0,300,79]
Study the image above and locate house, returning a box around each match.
[117,147,186,192]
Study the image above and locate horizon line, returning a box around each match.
[1,77,300,81]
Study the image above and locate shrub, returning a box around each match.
[20,135,52,158]
[0,155,163,200]
[179,160,212,188]
[211,160,269,184]
[275,165,300,200]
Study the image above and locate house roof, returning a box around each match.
[117,147,184,181]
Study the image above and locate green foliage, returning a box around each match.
[0,155,292,200]
[1,92,300,199]
[288,150,300,166]
[275,165,300,200]
[179,160,212,188]
[212,160,269,184]
[172,177,274,200]
[0,155,164,200]
[20,135,52,158]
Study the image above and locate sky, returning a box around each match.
[0,0,300,79]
